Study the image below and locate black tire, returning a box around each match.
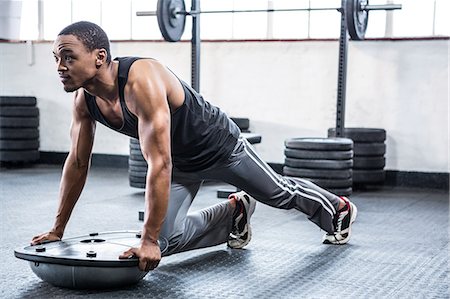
[283,166,352,179]
[128,159,147,167]
[285,158,352,170]
[0,96,37,107]
[230,117,250,131]
[0,150,39,162]
[0,139,39,150]
[303,177,353,188]
[0,107,39,117]
[328,127,386,143]
[0,116,39,128]
[353,143,386,156]
[285,137,353,151]
[284,148,353,160]
[0,128,39,139]
[353,156,386,169]
[353,169,386,183]
[326,187,353,197]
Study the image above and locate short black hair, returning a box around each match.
[58,21,111,63]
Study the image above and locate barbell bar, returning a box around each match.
[136,4,402,17]
[137,0,402,42]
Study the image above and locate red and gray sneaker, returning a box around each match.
[228,191,257,249]
[323,196,358,245]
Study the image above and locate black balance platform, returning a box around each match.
[15,231,168,289]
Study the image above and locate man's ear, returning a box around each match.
[95,49,108,68]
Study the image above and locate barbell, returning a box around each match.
[137,0,402,42]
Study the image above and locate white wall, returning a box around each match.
[0,39,448,173]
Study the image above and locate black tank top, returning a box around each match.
[84,56,240,172]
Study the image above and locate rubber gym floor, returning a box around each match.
[1,164,448,299]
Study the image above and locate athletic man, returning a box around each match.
[31,21,357,272]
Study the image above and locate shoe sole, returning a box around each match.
[228,193,257,249]
[323,201,358,245]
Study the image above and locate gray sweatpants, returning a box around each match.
[161,137,341,256]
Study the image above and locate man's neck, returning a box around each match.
[83,61,119,103]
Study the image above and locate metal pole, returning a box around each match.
[335,0,349,137]
[191,0,201,92]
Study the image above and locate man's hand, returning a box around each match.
[119,241,161,272]
[31,231,61,245]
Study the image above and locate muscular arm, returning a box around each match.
[119,61,173,271]
[32,90,95,244]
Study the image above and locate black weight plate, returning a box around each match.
[304,177,353,188]
[129,165,148,172]
[230,117,250,131]
[354,143,386,156]
[129,169,148,177]
[0,139,39,150]
[128,159,148,167]
[130,138,140,145]
[285,148,353,160]
[130,153,146,161]
[130,181,146,189]
[328,127,386,142]
[0,128,39,139]
[353,156,385,169]
[0,116,39,128]
[283,166,352,179]
[0,150,39,162]
[130,174,147,181]
[353,169,385,183]
[347,0,369,40]
[326,187,353,197]
[130,148,144,156]
[157,0,186,42]
[285,137,353,151]
[285,158,353,170]
[130,143,142,150]
[0,96,36,106]
[0,107,39,117]
[241,132,262,145]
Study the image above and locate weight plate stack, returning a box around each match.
[283,137,354,196]
[129,138,147,189]
[0,96,40,164]
[328,128,386,187]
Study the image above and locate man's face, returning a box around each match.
[52,35,99,92]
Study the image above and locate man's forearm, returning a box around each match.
[142,165,171,244]
[52,154,90,237]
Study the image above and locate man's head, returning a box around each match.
[53,21,111,92]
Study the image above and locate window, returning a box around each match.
[12,0,450,41]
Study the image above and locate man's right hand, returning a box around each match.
[31,231,61,245]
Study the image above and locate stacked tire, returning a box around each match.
[0,96,39,164]
[129,138,147,189]
[283,138,354,196]
[328,128,386,186]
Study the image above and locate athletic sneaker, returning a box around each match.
[227,191,257,249]
[323,196,357,245]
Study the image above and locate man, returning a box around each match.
[31,21,357,272]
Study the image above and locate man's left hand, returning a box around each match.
[119,241,161,271]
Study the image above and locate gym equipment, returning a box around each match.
[284,138,354,196]
[14,231,169,289]
[0,96,39,163]
[329,127,387,185]
[138,0,401,136]
[138,0,401,42]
